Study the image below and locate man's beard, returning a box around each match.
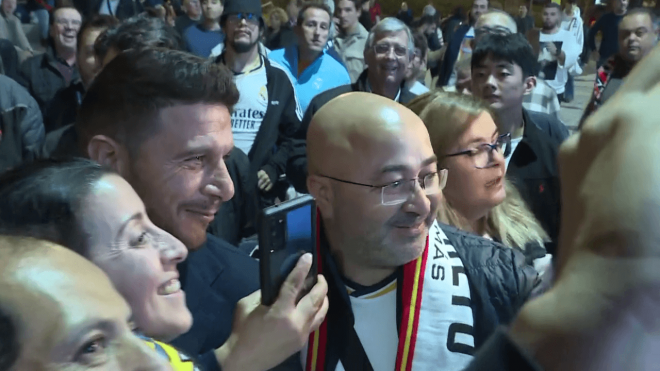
[230,38,259,53]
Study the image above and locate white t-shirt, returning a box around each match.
[409,81,430,96]
[232,60,268,155]
[301,279,399,371]
[505,135,523,169]
[538,29,579,95]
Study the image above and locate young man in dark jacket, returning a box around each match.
[471,32,567,252]
[0,75,44,173]
[303,92,538,371]
[287,17,417,193]
[216,0,303,207]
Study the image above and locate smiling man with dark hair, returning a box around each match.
[77,47,328,371]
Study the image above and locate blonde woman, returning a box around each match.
[407,91,552,276]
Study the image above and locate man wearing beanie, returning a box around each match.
[216,0,303,208]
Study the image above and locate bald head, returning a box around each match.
[0,236,169,370]
[306,93,440,286]
[307,92,432,179]
[475,9,518,35]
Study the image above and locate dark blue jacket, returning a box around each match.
[437,23,470,87]
[169,234,259,371]
[587,12,623,63]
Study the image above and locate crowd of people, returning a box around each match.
[1,0,660,370]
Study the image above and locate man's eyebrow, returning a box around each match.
[378,155,438,174]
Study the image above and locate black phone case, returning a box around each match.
[258,195,318,306]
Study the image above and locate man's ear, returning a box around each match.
[523,75,537,95]
[87,135,130,177]
[307,175,334,219]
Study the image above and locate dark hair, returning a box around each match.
[335,0,361,11]
[418,14,435,26]
[77,48,239,155]
[544,2,561,10]
[94,14,183,61]
[297,2,332,26]
[624,7,658,26]
[0,304,18,371]
[413,31,428,58]
[48,4,80,27]
[76,14,119,51]
[0,158,110,257]
[472,32,537,78]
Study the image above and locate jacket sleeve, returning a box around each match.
[19,86,45,161]
[587,17,603,52]
[463,328,543,371]
[260,71,303,184]
[286,96,320,193]
[510,248,541,312]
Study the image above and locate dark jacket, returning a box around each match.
[587,12,623,64]
[579,54,629,128]
[286,69,417,193]
[19,46,80,118]
[318,223,539,370]
[0,75,45,173]
[43,77,84,133]
[464,328,543,371]
[207,147,257,247]
[76,0,144,20]
[216,54,303,205]
[437,23,471,87]
[266,23,297,51]
[508,109,566,254]
[170,234,259,371]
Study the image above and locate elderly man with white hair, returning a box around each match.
[286,17,418,193]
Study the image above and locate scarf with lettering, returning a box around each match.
[306,220,475,371]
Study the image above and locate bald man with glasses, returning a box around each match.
[301,92,538,371]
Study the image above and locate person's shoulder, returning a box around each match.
[0,75,31,105]
[204,234,256,262]
[268,47,286,60]
[311,82,353,105]
[441,223,521,268]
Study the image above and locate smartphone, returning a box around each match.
[258,195,317,306]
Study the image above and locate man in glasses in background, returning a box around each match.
[471,32,567,251]
[286,17,417,193]
[303,92,538,371]
[215,0,302,207]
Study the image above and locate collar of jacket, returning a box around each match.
[316,221,404,370]
[352,69,414,103]
[285,44,328,69]
[511,109,548,166]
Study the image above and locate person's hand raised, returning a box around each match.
[509,44,660,371]
[215,253,329,371]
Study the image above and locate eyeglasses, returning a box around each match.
[227,13,260,26]
[373,42,409,57]
[445,133,511,169]
[320,170,448,206]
